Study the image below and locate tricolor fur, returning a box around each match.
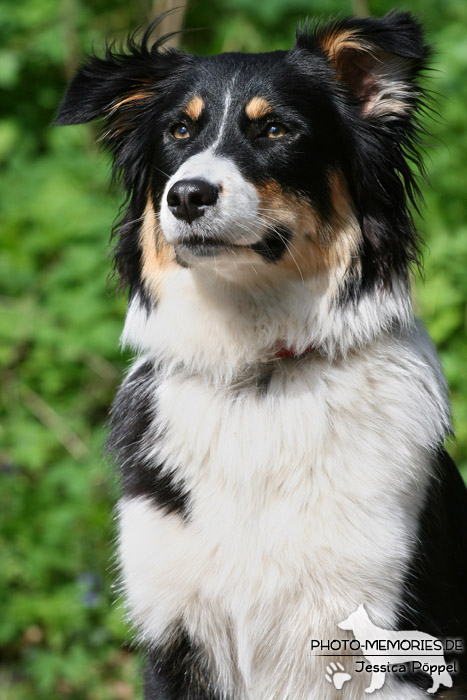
[56,11,467,699]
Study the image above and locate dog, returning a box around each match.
[338,604,454,695]
[56,11,467,699]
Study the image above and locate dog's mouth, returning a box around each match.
[175,235,250,259]
[174,227,292,265]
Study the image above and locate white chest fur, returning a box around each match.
[118,327,449,699]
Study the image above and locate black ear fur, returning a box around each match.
[54,20,185,126]
[54,55,146,126]
[296,12,430,120]
[295,12,432,293]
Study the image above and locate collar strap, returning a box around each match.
[274,343,316,359]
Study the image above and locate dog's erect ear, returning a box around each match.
[54,54,154,126]
[297,12,430,120]
[54,22,185,126]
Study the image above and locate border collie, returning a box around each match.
[56,11,467,699]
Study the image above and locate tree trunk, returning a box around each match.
[151,0,188,48]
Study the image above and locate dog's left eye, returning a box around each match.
[172,124,190,140]
[264,123,288,139]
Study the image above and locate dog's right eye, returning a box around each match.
[264,123,288,139]
[171,124,190,140]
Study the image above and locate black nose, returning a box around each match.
[167,179,219,223]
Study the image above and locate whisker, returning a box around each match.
[120,214,148,227]
[273,228,305,284]
[227,213,312,274]
[152,165,172,179]
[256,206,312,220]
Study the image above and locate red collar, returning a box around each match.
[274,343,316,359]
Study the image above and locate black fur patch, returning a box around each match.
[396,447,467,695]
[108,360,189,516]
[143,626,223,700]
[250,225,292,263]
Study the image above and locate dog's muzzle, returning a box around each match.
[159,150,266,263]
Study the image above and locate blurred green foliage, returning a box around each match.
[0,0,465,697]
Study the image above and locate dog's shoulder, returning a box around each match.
[108,357,189,516]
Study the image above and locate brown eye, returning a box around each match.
[172,124,190,140]
[265,123,287,139]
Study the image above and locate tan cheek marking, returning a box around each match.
[254,175,361,284]
[326,170,362,274]
[245,96,273,120]
[254,182,325,278]
[184,95,204,121]
[140,199,178,300]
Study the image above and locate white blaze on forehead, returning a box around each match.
[212,90,232,150]
[160,149,262,247]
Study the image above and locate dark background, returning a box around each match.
[1,0,466,697]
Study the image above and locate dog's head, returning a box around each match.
[56,12,429,308]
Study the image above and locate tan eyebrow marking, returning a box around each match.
[245,96,273,120]
[184,95,205,121]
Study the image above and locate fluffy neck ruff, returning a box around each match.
[122,266,414,382]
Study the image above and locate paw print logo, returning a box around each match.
[325,662,352,690]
